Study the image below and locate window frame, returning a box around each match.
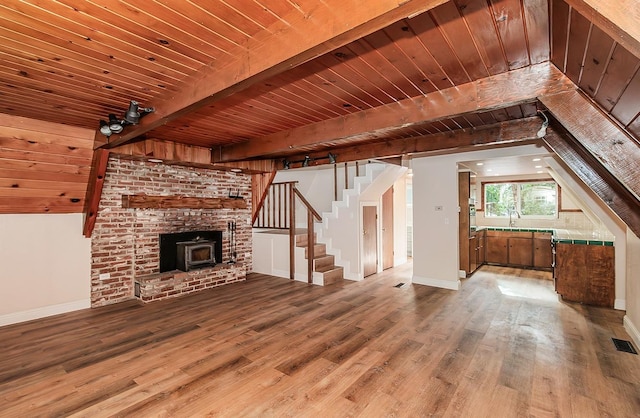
[481,179,559,219]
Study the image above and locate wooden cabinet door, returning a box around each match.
[477,231,486,265]
[508,237,533,266]
[362,205,378,277]
[585,246,615,307]
[533,238,553,269]
[486,236,508,264]
[469,236,477,273]
[555,243,615,307]
[382,187,394,270]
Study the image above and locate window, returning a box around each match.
[484,181,557,218]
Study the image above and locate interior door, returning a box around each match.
[362,205,378,277]
[382,187,394,270]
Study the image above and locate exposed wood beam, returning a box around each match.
[217,63,574,162]
[83,149,110,238]
[100,0,449,149]
[122,194,247,210]
[544,130,640,237]
[540,90,640,201]
[564,0,640,59]
[111,138,275,173]
[277,117,548,168]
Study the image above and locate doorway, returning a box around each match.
[362,205,378,277]
[382,187,394,270]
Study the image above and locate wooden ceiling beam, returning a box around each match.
[563,0,640,59]
[281,117,547,168]
[100,0,449,149]
[540,89,640,201]
[110,138,275,173]
[82,149,110,238]
[544,130,640,237]
[216,63,575,162]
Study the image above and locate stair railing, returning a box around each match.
[253,181,321,283]
[333,161,362,201]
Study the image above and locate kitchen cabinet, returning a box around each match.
[469,235,477,273]
[477,229,486,265]
[533,232,553,269]
[485,230,551,270]
[554,243,614,307]
[467,230,486,275]
[508,237,533,266]
[486,235,508,265]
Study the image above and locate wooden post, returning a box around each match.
[289,183,296,280]
[344,162,348,191]
[333,163,338,201]
[356,161,360,177]
[307,211,314,284]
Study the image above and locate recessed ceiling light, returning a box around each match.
[537,170,544,174]
[230,168,242,173]
[476,162,484,166]
[535,165,542,168]
[486,168,492,172]
[532,158,541,162]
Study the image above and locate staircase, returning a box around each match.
[315,163,407,280]
[294,230,343,285]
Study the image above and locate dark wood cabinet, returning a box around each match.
[485,230,552,270]
[554,243,614,307]
[486,236,508,264]
[466,230,486,276]
[477,230,486,265]
[533,232,553,269]
[508,237,533,266]
[469,236,477,273]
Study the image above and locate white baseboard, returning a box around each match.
[0,299,91,327]
[271,268,290,279]
[614,299,626,311]
[623,315,640,350]
[458,270,467,279]
[412,275,460,290]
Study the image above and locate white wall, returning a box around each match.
[0,214,91,326]
[393,175,408,266]
[624,231,640,349]
[411,144,553,290]
[411,156,461,289]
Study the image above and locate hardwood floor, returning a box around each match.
[1,264,639,417]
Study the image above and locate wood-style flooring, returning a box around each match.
[1,264,639,417]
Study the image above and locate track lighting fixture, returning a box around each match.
[108,114,123,133]
[99,120,112,137]
[98,100,155,138]
[282,152,338,169]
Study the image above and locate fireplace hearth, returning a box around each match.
[159,230,223,272]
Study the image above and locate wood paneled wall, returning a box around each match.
[0,113,94,213]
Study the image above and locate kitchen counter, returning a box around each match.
[473,226,614,246]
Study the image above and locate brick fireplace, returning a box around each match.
[90,156,252,307]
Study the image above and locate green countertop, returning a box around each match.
[473,226,614,246]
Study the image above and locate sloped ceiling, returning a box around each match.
[0,0,638,217]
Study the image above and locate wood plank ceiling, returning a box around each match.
[0,0,638,213]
